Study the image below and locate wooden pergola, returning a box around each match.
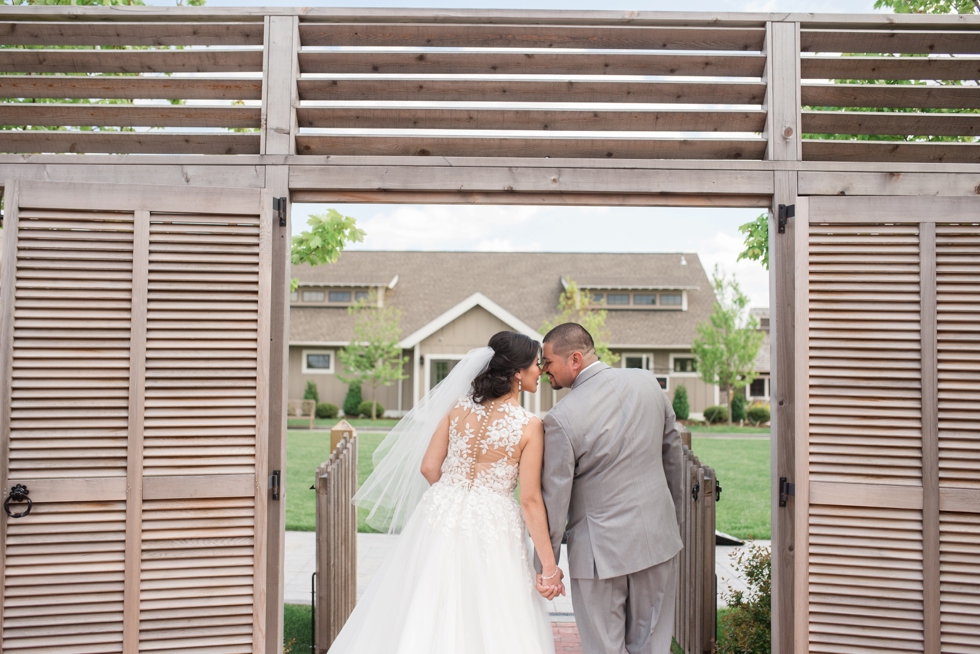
[1,7,979,654]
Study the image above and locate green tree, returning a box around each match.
[875,0,978,12]
[290,209,366,291]
[343,383,363,418]
[337,295,407,420]
[302,380,319,403]
[672,384,690,421]
[541,279,620,366]
[691,268,764,426]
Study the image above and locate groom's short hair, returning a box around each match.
[543,323,595,357]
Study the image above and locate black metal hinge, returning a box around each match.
[273,197,287,227]
[779,476,795,507]
[777,204,795,234]
[270,470,281,500]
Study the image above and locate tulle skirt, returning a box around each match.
[327,480,555,654]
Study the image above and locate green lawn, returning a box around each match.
[685,424,770,434]
[691,437,771,540]
[283,604,311,654]
[286,418,400,430]
[286,430,386,532]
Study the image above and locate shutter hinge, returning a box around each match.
[777,204,795,234]
[273,197,287,227]
[270,470,281,500]
[779,476,795,507]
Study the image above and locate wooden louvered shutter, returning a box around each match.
[794,196,980,654]
[0,181,272,654]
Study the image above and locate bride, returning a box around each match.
[327,331,563,653]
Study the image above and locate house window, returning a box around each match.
[760,318,770,331]
[302,290,325,302]
[656,376,669,391]
[607,293,630,305]
[355,290,370,302]
[302,350,334,374]
[673,357,697,373]
[429,359,459,390]
[660,293,683,306]
[624,354,652,370]
[749,377,768,398]
[329,290,352,303]
[590,292,604,304]
[625,356,646,369]
[290,291,299,302]
[634,294,657,306]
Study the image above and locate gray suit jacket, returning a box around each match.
[541,363,684,580]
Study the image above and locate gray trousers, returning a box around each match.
[570,556,677,654]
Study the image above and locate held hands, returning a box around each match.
[536,566,566,601]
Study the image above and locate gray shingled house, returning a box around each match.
[289,251,720,417]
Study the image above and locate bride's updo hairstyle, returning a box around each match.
[471,331,540,403]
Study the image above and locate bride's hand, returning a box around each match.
[536,568,565,600]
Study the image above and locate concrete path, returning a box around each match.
[284,531,769,615]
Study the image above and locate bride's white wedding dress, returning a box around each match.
[327,396,555,653]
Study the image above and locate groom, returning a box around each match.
[537,323,684,654]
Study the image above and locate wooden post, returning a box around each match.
[262,15,299,155]
[331,419,355,454]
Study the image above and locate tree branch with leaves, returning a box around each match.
[337,295,407,420]
[541,279,620,366]
[290,209,366,291]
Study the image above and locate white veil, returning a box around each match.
[351,346,495,534]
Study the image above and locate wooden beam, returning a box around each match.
[809,194,980,222]
[0,163,265,189]
[297,77,766,104]
[261,15,298,155]
[0,75,263,100]
[0,20,264,46]
[0,104,261,128]
[17,180,262,214]
[801,28,980,55]
[298,23,766,50]
[802,55,980,81]
[0,132,260,156]
[803,110,980,137]
[298,49,766,77]
[0,179,19,636]
[295,135,767,159]
[793,195,810,654]
[0,48,263,73]
[296,107,767,132]
[799,171,980,196]
[292,190,771,207]
[938,487,980,513]
[802,83,980,110]
[1,476,127,502]
[765,21,802,161]
[804,140,980,164]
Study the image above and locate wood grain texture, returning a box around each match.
[803,111,980,137]
[0,132,260,157]
[298,49,766,77]
[262,15,298,155]
[0,48,263,74]
[809,195,980,223]
[0,164,266,190]
[0,104,260,129]
[801,28,980,55]
[296,106,767,133]
[766,21,802,161]
[18,180,262,215]
[799,170,980,196]
[802,55,980,81]
[0,75,262,100]
[802,83,980,110]
[298,22,766,50]
[809,480,924,510]
[295,135,768,159]
[938,487,980,513]
[0,20,263,46]
[793,196,810,654]
[297,77,766,104]
[804,140,980,164]
[292,190,771,207]
[141,474,255,500]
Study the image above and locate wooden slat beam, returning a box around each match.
[799,171,980,196]
[0,48,264,74]
[803,111,980,137]
[804,140,980,164]
[298,50,766,77]
[0,21,264,46]
[0,132,260,156]
[802,55,980,81]
[802,83,980,110]
[298,23,766,50]
[0,164,266,189]
[297,78,766,104]
[141,473,255,500]
[765,21,802,161]
[808,479,925,510]
[809,194,980,222]
[801,29,980,55]
[296,107,767,132]
[0,75,262,100]
[293,190,771,207]
[295,135,767,159]
[0,104,261,128]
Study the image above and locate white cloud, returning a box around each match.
[697,230,770,310]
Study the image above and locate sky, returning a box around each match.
[247,0,882,309]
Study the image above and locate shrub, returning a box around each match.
[358,400,385,419]
[717,543,771,654]
[315,402,339,419]
[303,380,319,403]
[731,393,747,422]
[747,404,770,427]
[703,405,728,424]
[672,385,690,421]
[343,383,363,417]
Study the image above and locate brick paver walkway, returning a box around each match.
[552,623,582,653]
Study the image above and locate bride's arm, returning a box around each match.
[420,414,451,485]
[519,420,565,598]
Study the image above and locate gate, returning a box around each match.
[0,181,273,653]
[793,196,980,654]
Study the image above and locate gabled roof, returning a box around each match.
[289,251,715,348]
[399,292,542,348]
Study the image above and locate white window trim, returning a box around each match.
[746,374,771,400]
[621,353,653,371]
[302,349,335,374]
[656,375,670,392]
[669,353,699,377]
[424,353,466,392]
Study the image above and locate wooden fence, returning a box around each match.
[674,425,719,654]
[314,427,358,653]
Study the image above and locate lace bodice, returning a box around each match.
[440,395,534,494]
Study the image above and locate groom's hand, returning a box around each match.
[536,568,566,600]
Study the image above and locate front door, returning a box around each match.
[0,181,273,653]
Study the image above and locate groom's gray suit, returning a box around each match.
[541,362,684,654]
